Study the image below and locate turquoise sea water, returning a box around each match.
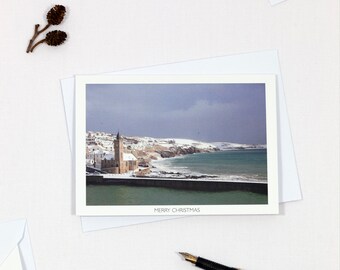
[86,150,268,205]
[154,149,267,182]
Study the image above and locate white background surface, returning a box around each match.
[0,0,339,269]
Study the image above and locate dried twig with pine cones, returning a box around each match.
[26,5,67,53]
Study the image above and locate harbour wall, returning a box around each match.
[86,175,267,195]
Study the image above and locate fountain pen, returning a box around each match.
[179,252,239,270]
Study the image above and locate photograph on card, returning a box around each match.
[75,75,279,215]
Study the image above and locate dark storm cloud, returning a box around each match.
[86,83,267,144]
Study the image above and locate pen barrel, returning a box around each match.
[196,257,238,270]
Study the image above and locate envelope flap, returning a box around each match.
[0,220,26,266]
[0,246,22,270]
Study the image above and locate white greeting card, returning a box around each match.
[75,74,279,216]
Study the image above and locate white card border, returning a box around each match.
[75,74,279,216]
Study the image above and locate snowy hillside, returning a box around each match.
[87,131,266,166]
[211,142,266,151]
[123,136,266,152]
[125,137,218,151]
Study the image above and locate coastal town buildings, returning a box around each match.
[86,132,138,174]
[86,132,114,151]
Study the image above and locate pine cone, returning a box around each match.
[47,5,66,25]
[45,30,67,46]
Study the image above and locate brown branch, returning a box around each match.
[26,24,39,53]
[26,23,51,53]
[37,23,51,35]
[30,39,46,52]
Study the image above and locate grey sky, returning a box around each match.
[86,83,267,144]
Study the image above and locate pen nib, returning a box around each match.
[178,252,198,264]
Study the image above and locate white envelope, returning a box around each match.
[0,219,36,270]
[61,50,302,232]
[270,0,287,5]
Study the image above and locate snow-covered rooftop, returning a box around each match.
[102,152,137,161]
[123,153,137,161]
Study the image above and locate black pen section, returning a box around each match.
[196,257,238,270]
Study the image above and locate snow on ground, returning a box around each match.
[212,142,266,150]
[87,131,266,152]
[163,138,217,149]
[125,137,218,151]
[125,136,265,151]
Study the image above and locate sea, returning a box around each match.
[86,149,268,206]
[152,149,267,182]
